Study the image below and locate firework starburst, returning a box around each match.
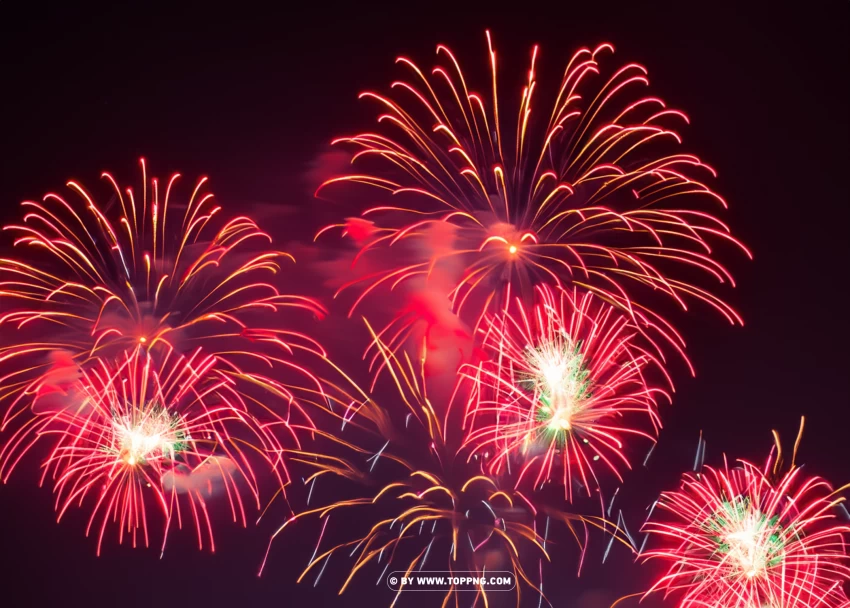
[0,346,287,555]
[641,436,850,608]
[459,285,669,502]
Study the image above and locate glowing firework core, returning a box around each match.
[545,403,574,431]
[524,335,591,438]
[113,406,188,466]
[707,497,785,579]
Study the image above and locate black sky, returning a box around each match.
[0,2,848,607]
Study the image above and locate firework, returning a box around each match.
[458,284,669,504]
[316,31,750,356]
[260,320,612,606]
[640,430,850,608]
[0,346,286,555]
[0,158,327,428]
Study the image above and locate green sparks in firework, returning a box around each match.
[702,496,789,577]
[110,402,191,466]
[520,336,593,447]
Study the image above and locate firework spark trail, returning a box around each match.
[457,284,670,505]
[640,438,850,608]
[0,158,329,430]
[316,31,750,369]
[0,346,291,555]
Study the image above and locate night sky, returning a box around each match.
[1,3,847,607]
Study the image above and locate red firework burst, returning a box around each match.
[0,158,328,428]
[457,284,669,503]
[0,346,287,555]
[640,435,850,608]
[316,31,750,358]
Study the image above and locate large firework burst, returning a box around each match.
[260,320,611,607]
[0,346,288,555]
[462,286,670,500]
[640,431,850,608]
[0,159,327,427]
[458,284,669,503]
[316,31,750,357]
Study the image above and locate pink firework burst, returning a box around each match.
[0,346,287,555]
[641,443,850,608]
[457,284,670,503]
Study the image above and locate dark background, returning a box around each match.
[0,2,847,607]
